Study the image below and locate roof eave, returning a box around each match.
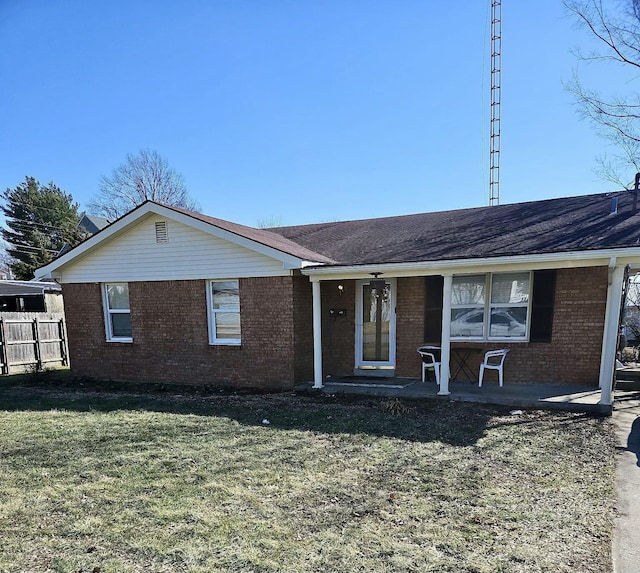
[301,247,640,280]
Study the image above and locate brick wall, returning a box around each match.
[239,276,296,388]
[507,266,607,385]
[292,274,314,381]
[396,277,427,377]
[394,267,608,385]
[320,280,356,377]
[65,266,608,389]
[318,277,427,378]
[63,277,304,390]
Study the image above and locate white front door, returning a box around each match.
[355,278,396,374]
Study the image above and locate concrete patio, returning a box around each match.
[296,376,611,414]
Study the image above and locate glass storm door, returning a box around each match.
[355,279,396,371]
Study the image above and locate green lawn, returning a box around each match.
[0,381,615,573]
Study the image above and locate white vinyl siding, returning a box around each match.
[207,280,241,345]
[59,215,292,283]
[102,283,132,342]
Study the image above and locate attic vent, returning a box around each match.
[155,221,169,243]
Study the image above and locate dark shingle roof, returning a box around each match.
[166,205,336,264]
[270,191,640,265]
[0,280,61,296]
[79,214,110,235]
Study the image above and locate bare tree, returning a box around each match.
[565,0,640,186]
[256,215,283,229]
[88,149,200,219]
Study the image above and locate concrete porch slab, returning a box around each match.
[295,377,611,414]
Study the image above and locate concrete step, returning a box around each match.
[617,368,640,379]
[616,368,640,390]
[617,380,640,391]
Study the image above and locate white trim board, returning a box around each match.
[302,249,640,281]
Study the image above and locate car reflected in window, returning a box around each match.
[451,308,526,338]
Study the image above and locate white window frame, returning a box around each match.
[451,272,532,342]
[354,278,397,370]
[206,279,241,345]
[488,272,531,341]
[102,283,133,343]
[450,274,487,341]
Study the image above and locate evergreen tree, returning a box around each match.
[1,177,83,280]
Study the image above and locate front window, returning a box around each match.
[103,283,132,342]
[451,275,486,338]
[451,272,530,341]
[489,272,529,338]
[208,280,241,345]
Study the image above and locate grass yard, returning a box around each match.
[0,381,615,573]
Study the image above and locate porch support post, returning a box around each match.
[312,280,323,388]
[599,264,625,405]
[438,274,453,395]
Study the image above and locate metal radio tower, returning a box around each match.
[489,0,502,206]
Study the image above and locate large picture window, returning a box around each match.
[208,280,241,345]
[451,272,531,341]
[102,283,132,342]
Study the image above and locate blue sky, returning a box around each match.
[0,1,630,227]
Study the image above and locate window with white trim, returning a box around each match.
[451,274,486,338]
[451,272,531,341]
[102,283,132,342]
[207,280,241,345]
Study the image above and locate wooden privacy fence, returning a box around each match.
[0,313,68,374]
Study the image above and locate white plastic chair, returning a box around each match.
[478,349,510,387]
[417,346,441,385]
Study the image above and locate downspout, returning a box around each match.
[312,280,323,388]
[599,262,625,406]
[438,274,453,395]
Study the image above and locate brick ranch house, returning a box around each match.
[35,192,640,406]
